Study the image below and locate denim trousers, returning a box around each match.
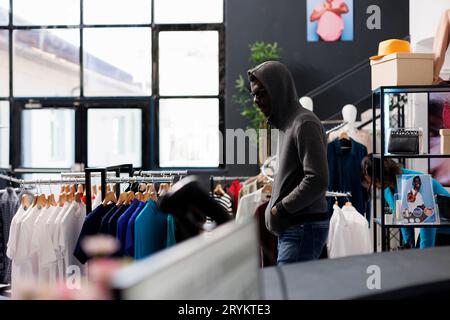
[277,219,329,265]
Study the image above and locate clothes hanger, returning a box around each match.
[147,183,157,202]
[21,194,31,210]
[262,183,272,194]
[125,190,135,205]
[92,184,97,197]
[214,183,226,195]
[74,184,83,203]
[117,190,128,206]
[344,196,352,207]
[158,183,169,197]
[102,190,117,206]
[58,191,66,207]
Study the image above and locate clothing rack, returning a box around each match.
[326,191,352,198]
[134,170,189,177]
[209,176,252,193]
[326,121,348,137]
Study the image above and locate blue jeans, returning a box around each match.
[277,220,329,265]
[401,227,436,248]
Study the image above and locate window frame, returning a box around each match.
[0,0,225,172]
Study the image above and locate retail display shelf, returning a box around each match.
[373,85,450,94]
[374,218,450,228]
[372,153,450,159]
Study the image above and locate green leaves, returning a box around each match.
[250,41,282,65]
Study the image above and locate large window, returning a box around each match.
[3,0,224,172]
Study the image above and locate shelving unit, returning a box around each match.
[372,85,450,252]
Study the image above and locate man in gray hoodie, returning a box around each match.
[248,61,329,264]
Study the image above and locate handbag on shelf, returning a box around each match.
[387,128,422,154]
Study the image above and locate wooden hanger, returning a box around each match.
[102,190,117,206]
[77,184,84,194]
[58,192,66,207]
[47,193,57,207]
[147,184,157,202]
[262,183,272,194]
[158,183,169,197]
[35,193,47,208]
[117,191,128,206]
[106,184,111,193]
[21,194,31,210]
[214,183,225,195]
[64,184,70,193]
[92,184,97,197]
[135,191,143,201]
[344,197,352,207]
[125,191,135,205]
[339,131,350,140]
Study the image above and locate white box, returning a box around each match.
[370,52,434,90]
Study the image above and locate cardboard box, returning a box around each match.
[440,129,450,154]
[370,52,434,90]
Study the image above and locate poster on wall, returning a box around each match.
[306,0,354,42]
[429,92,450,186]
[397,174,438,224]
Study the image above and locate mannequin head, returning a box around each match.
[342,104,357,125]
[300,96,313,112]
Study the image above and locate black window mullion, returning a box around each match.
[80,0,84,98]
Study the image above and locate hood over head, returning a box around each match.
[248,61,300,129]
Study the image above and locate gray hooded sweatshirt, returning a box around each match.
[248,61,329,236]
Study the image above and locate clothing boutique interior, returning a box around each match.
[1,0,450,301]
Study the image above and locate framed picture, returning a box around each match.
[429,92,450,186]
[306,0,354,42]
[397,174,438,224]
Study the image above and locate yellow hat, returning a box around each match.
[369,39,411,60]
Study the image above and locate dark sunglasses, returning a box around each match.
[250,88,266,99]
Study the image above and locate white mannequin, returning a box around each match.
[299,96,314,112]
[342,104,357,135]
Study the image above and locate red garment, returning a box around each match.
[228,180,241,213]
[254,201,278,268]
[81,195,87,204]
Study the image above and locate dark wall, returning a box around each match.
[225,0,409,176]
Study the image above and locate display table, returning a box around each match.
[261,246,450,299]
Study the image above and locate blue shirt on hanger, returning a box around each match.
[134,200,175,260]
[327,138,369,217]
[74,203,115,264]
[107,204,129,237]
[99,205,120,234]
[116,199,139,256]
[124,201,146,257]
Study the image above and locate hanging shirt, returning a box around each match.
[107,204,129,237]
[44,205,63,284]
[327,138,369,217]
[166,214,176,248]
[254,201,277,267]
[327,205,372,258]
[73,203,115,264]
[228,180,241,213]
[212,193,233,216]
[116,199,139,256]
[99,205,120,234]
[29,206,59,285]
[236,189,271,224]
[124,201,145,257]
[134,200,171,260]
[0,188,19,283]
[91,191,102,212]
[6,205,28,291]
[52,202,71,280]
[59,202,86,277]
[14,206,44,282]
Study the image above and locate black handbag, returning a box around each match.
[388,129,421,154]
[437,194,450,221]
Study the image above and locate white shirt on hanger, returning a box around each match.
[6,205,29,292]
[52,202,71,280]
[92,191,102,211]
[58,201,86,277]
[14,206,43,283]
[236,188,271,224]
[327,204,372,259]
[29,206,60,285]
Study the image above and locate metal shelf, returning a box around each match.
[373,153,450,159]
[374,218,450,228]
[373,85,450,94]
